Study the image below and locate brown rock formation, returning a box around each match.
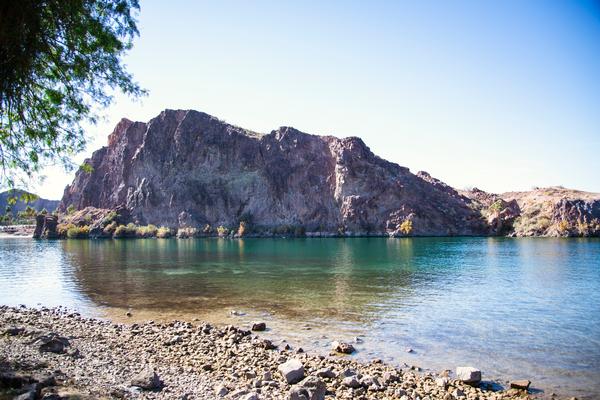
[60,109,488,236]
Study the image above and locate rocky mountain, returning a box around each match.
[58,109,600,237]
[0,189,59,213]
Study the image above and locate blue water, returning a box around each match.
[0,237,598,398]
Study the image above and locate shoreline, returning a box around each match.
[1,305,547,399]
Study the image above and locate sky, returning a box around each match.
[35,0,600,199]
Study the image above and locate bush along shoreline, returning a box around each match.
[32,207,415,240]
[0,305,537,400]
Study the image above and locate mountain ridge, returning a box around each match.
[57,109,600,237]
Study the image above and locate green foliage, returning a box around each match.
[156,226,172,238]
[0,0,145,188]
[103,220,117,236]
[216,225,229,237]
[136,224,157,238]
[101,211,118,226]
[66,204,75,215]
[40,208,48,215]
[400,219,413,235]
[113,223,137,238]
[66,225,90,239]
[489,200,504,213]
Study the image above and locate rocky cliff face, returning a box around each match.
[60,109,600,237]
[60,109,489,236]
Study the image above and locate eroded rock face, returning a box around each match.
[60,109,488,236]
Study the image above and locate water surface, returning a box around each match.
[0,237,599,398]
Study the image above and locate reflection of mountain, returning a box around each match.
[62,238,460,323]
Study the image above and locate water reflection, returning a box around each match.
[63,238,440,322]
[1,237,599,399]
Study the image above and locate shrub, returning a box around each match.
[57,223,75,237]
[177,227,198,238]
[156,226,172,238]
[102,211,118,225]
[66,204,76,215]
[489,200,504,213]
[274,225,292,235]
[103,221,118,236]
[216,225,229,237]
[294,226,306,237]
[557,220,570,234]
[113,223,137,238]
[237,221,248,237]
[136,224,158,238]
[400,219,413,235]
[66,225,90,239]
[40,208,48,215]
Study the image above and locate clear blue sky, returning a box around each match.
[37,0,600,199]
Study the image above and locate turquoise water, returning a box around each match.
[0,237,599,398]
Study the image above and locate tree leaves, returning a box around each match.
[0,0,146,189]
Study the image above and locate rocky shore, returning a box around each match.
[1,306,540,400]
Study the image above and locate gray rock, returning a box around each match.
[315,367,336,379]
[131,369,161,390]
[239,392,259,400]
[215,384,228,397]
[456,366,481,384]
[3,326,25,336]
[277,358,305,384]
[342,376,361,388]
[37,334,69,354]
[289,376,326,400]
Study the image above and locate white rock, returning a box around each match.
[277,358,304,384]
[456,366,481,384]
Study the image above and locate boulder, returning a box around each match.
[342,376,361,388]
[331,341,355,354]
[315,368,336,379]
[289,376,326,400]
[131,369,161,390]
[456,367,481,384]
[510,380,531,390]
[278,359,305,384]
[251,322,266,331]
[37,334,69,354]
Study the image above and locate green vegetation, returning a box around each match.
[489,199,504,213]
[66,225,90,239]
[0,0,145,188]
[216,225,229,237]
[135,224,158,238]
[156,226,172,238]
[103,221,118,236]
[66,205,76,215]
[113,223,137,238]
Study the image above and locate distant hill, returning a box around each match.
[0,190,60,214]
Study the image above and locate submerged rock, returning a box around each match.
[510,380,531,390]
[251,322,266,331]
[331,341,355,354]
